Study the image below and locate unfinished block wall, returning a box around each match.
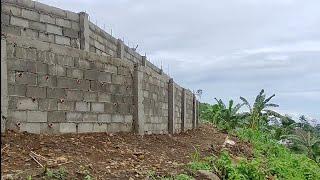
[142,66,169,134]
[185,91,194,130]
[174,85,183,133]
[3,36,134,134]
[1,0,81,48]
[88,22,117,57]
[1,0,199,135]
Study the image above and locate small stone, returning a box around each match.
[56,156,68,163]
[138,154,144,160]
[197,170,220,180]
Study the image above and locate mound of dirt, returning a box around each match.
[1,124,252,179]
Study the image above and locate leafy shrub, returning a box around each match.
[237,128,320,179]
[214,151,265,180]
[198,89,320,179]
[200,99,244,131]
[188,161,212,171]
[44,167,68,180]
[188,148,214,172]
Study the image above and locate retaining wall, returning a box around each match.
[1,0,199,134]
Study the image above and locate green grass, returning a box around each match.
[175,174,194,180]
[237,128,320,179]
[186,128,320,180]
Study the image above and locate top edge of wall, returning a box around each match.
[4,34,135,69]
[2,0,196,94]
[2,0,79,20]
[2,0,168,77]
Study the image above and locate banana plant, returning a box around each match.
[201,98,244,131]
[281,129,320,162]
[201,103,222,124]
[240,89,280,130]
[213,98,244,131]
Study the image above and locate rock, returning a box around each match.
[56,156,68,163]
[137,154,144,160]
[222,136,235,147]
[197,170,220,180]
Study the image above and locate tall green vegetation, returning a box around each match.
[281,129,320,162]
[240,89,281,130]
[197,89,320,179]
[201,89,283,131]
[201,98,244,131]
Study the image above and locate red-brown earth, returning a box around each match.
[1,124,252,179]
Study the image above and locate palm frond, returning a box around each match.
[232,103,244,114]
[281,134,306,145]
[264,94,276,104]
[228,100,234,112]
[240,96,252,112]
[254,89,265,103]
[264,109,282,118]
[215,98,226,109]
[265,103,279,108]
[310,138,320,147]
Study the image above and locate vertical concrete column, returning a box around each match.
[79,12,89,51]
[168,78,175,134]
[1,37,8,133]
[133,64,145,135]
[117,39,124,59]
[141,56,147,66]
[196,100,200,127]
[181,88,186,132]
[192,94,197,129]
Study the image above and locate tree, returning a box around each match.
[201,98,244,131]
[212,98,244,131]
[281,129,320,162]
[297,115,317,133]
[200,102,222,124]
[240,89,281,130]
[272,115,297,140]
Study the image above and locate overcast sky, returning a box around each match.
[40,0,320,121]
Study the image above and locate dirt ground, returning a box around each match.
[1,124,251,179]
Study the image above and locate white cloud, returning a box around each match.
[241,41,320,54]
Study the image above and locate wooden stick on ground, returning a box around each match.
[29,153,44,168]
[1,144,9,153]
[30,151,47,160]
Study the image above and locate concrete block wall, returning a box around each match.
[185,90,194,130]
[88,22,118,57]
[123,45,143,64]
[174,85,183,133]
[1,0,81,48]
[1,0,199,135]
[1,0,174,72]
[88,21,143,64]
[3,35,134,134]
[142,66,169,134]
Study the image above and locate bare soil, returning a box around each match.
[1,124,252,179]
